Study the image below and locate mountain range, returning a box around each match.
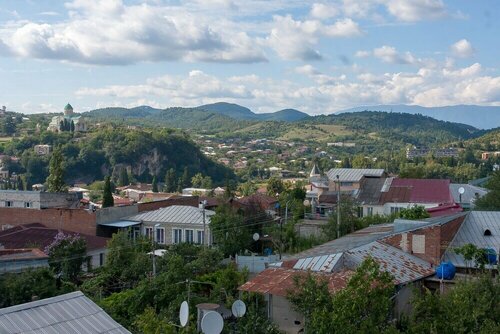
[336,104,500,130]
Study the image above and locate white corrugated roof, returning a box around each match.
[444,211,500,268]
[326,168,385,182]
[127,205,215,224]
[0,291,130,333]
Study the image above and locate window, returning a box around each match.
[390,207,402,214]
[173,229,183,244]
[99,253,104,266]
[185,229,194,243]
[156,227,165,244]
[24,202,31,208]
[367,207,373,216]
[412,235,425,254]
[197,230,205,245]
[340,182,353,187]
[145,226,153,239]
[5,201,12,207]
[358,207,363,218]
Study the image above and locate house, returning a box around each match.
[182,188,212,196]
[0,248,49,274]
[0,291,131,333]
[34,144,51,156]
[449,183,488,209]
[359,178,458,217]
[0,223,109,270]
[47,103,88,133]
[123,205,215,245]
[0,190,81,209]
[239,213,484,333]
[233,193,278,213]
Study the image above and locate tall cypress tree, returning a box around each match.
[46,147,67,193]
[164,168,176,192]
[152,176,158,193]
[102,176,114,208]
[118,168,129,187]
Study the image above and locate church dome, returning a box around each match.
[64,103,74,115]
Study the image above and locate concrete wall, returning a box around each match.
[0,191,80,209]
[236,254,279,273]
[270,295,305,334]
[137,196,200,212]
[96,205,138,225]
[295,219,328,238]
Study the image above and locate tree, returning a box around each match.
[163,168,176,192]
[46,147,67,193]
[2,116,16,135]
[398,205,430,220]
[475,170,500,210]
[181,166,189,188]
[118,168,129,187]
[210,204,251,257]
[289,257,396,334]
[70,120,75,132]
[191,172,204,188]
[45,232,87,282]
[266,176,285,196]
[151,175,158,193]
[201,176,212,189]
[102,176,114,208]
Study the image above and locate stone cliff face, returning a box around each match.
[113,148,164,178]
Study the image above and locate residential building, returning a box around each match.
[0,190,81,209]
[33,144,52,156]
[481,151,500,160]
[0,223,109,270]
[123,205,215,245]
[0,291,131,333]
[0,248,49,274]
[406,147,459,159]
[240,212,494,333]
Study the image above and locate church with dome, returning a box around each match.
[47,103,88,132]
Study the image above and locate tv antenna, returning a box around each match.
[201,311,224,334]
[179,301,189,327]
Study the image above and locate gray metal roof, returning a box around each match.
[0,291,131,334]
[449,184,488,205]
[99,220,141,228]
[127,205,215,225]
[357,177,386,204]
[326,168,385,182]
[444,211,500,268]
[345,241,434,284]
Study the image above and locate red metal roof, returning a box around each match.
[426,203,463,217]
[238,268,353,297]
[0,224,108,253]
[384,178,453,204]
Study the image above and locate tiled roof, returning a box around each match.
[238,268,353,297]
[236,194,277,208]
[0,224,108,252]
[0,248,48,261]
[346,241,435,284]
[0,291,130,333]
[127,205,215,224]
[444,211,500,268]
[326,168,385,182]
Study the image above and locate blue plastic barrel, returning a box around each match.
[436,262,456,280]
[484,248,497,265]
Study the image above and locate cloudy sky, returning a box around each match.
[0,0,499,114]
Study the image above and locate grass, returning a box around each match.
[278,124,353,141]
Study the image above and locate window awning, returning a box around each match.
[99,220,141,228]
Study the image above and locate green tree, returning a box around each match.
[181,166,190,188]
[102,175,114,208]
[398,205,430,220]
[45,232,87,282]
[2,116,16,135]
[475,170,500,210]
[164,168,176,192]
[191,172,204,188]
[210,204,251,257]
[201,176,212,189]
[70,120,75,132]
[46,147,67,192]
[151,175,158,193]
[118,168,129,187]
[266,176,285,196]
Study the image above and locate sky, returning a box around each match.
[0,0,499,115]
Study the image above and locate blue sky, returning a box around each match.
[0,0,499,114]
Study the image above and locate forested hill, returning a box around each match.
[1,128,235,186]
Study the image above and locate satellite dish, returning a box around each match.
[231,300,246,318]
[200,311,224,334]
[179,301,189,327]
[458,187,465,195]
[253,233,260,241]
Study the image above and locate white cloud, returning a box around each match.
[384,0,446,22]
[355,50,370,58]
[0,0,267,65]
[267,15,361,61]
[450,39,474,58]
[310,3,339,19]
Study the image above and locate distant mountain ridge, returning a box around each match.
[196,102,310,121]
[336,104,500,129]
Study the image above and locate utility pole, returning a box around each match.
[201,200,207,246]
[336,175,341,239]
[152,223,160,277]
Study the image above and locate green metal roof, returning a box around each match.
[64,103,73,111]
